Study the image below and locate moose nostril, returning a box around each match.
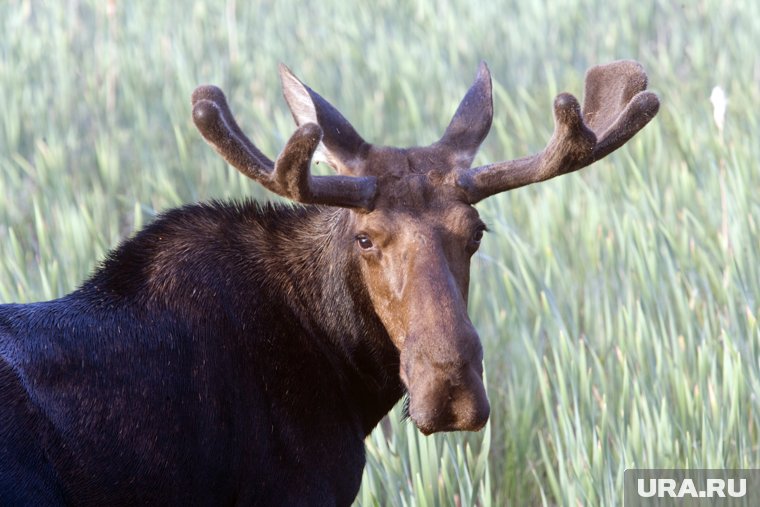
[463,397,490,430]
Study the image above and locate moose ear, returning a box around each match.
[279,64,369,176]
[438,62,493,168]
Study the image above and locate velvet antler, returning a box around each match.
[191,85,377,209]
[456,60,660,203]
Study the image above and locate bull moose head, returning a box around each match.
[191,61,659,435]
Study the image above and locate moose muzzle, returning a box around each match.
[401,326,490,435]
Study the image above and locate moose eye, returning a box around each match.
[356,234,374,250]
[468,225,487,253]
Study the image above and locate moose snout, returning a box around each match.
[401,341,490,435]
[407,363,490,435]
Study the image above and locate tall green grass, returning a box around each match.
[2,0,759,504]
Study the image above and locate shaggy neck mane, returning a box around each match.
[81,200,403,435]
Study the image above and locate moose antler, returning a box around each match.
[191,85,377,209]
[456,60,660,203]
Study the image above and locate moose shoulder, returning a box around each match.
[0,61,658,505]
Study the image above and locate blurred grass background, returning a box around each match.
[1,0,759,505]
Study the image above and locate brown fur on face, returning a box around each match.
[348,155,491,432]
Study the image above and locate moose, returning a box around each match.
[0,60,658,505]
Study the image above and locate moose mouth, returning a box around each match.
[404,394,491,436]
[400,366,490,435]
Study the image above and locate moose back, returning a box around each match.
[0,61,658,505]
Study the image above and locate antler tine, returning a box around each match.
[457,60,660,203]
[191,85,377,209]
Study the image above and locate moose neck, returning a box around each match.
[263,205,404,435]
[85,201,403,437]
